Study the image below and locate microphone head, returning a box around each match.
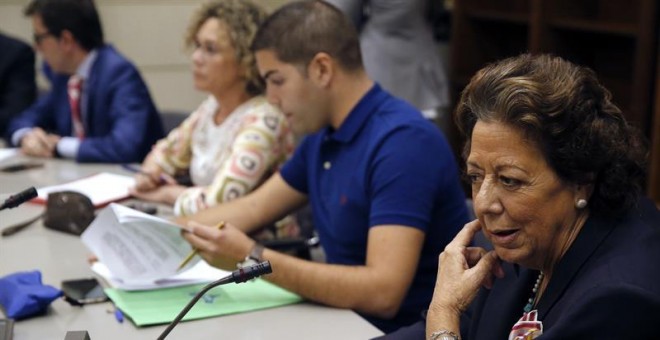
[1,187,38,210]
[232,261,272,283]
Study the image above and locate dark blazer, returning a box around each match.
[380,198,660,339]
[7,44,163,163]
[0,33,36,136]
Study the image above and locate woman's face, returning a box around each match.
[191,18,245,96]
[467,121,581,270]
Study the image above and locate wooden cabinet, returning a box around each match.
[450,0,659,198]
[650,52,660,204]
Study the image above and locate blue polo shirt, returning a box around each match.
[280,84,469,332]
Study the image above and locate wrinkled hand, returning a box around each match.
[182,221,255,271]
[129,184,185,205]
[20,128,59,157]
[430,220,504,315]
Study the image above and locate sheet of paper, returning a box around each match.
[36,172,135,207]
[105,279,303,326]
[82,204,199,283]
[0,148,18,162]
[92,260,229,291]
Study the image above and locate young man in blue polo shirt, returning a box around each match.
[178,1,469,333]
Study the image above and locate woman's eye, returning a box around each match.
[204,44,218,54]
[466,173,482,184]
[500,176,522,188]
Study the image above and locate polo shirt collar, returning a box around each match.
[325,83,386,143]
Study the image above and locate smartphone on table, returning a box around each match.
[61,278,108,306]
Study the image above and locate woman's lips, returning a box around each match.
[488,229,520,247]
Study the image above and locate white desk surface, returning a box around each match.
[0,155,383,340]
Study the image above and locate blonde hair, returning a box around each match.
[185,0,268,95]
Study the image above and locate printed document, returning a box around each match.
[82,204,219,288]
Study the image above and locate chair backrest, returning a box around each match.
[160,110,187,134]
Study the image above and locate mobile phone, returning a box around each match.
[0,318,13,340]
[61,278,108,306]
[0,162,44,173]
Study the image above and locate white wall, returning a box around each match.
[0,0,293,114]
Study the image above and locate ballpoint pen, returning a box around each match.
[121,164,167,184]
[177,221,225,271]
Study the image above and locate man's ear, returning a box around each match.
[58,30,77,51]
[307,52,334,88]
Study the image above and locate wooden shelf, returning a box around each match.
[468,9,529,25]
[450,0,658,198]
[549,18,637,37]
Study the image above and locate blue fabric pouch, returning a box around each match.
[0,271,63,319]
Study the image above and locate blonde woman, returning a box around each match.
[131,0,297,238]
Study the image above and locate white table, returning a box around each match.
[0,155,383,340]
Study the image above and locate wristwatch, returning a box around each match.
[237,243,264,269]
[429,330,460,340]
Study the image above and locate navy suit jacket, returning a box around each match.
[380,198,660,339]
[7,45,163,163]
[0,33,36,135]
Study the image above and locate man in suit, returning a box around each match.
[7,0,163,163]
[0,33,37,137]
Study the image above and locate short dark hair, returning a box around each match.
[25,0,104,51]
[455,54,647,217]
[251,0,363,72]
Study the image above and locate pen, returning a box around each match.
[114,308,124,323]
[121,164,166,184]
[177,221,225,271]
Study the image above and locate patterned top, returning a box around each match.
[152,96,295,222]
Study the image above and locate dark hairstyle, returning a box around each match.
[25,0,104,51]
[185,0,268,96]
[455,53,647,217]
[251,0,363,72]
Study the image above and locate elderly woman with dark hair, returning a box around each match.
[132,0,298,238]
[384,54,660,340]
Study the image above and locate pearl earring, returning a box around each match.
[576,199,587,209]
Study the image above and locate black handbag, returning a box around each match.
[43,191,95,236]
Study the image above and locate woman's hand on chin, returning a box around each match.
[432,220,505,315]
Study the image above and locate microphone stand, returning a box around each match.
[157,261,273,340]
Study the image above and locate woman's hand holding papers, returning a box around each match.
[182,221,256,271]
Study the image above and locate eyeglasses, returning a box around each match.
[33,31,53,44]
[192,41,221,59]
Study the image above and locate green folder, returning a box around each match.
[105,279,303,326]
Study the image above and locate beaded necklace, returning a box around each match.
[523,272,544,313]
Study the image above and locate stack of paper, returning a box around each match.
[82,204,203,285]
[82,204,302,326]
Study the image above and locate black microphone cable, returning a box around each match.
[157,261,273,340]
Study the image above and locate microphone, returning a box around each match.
[157,261,273,340]
[0,187,38,211]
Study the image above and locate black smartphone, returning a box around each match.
[61,278,108,305]
[0,162,44,173]
[0,318,13,340]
